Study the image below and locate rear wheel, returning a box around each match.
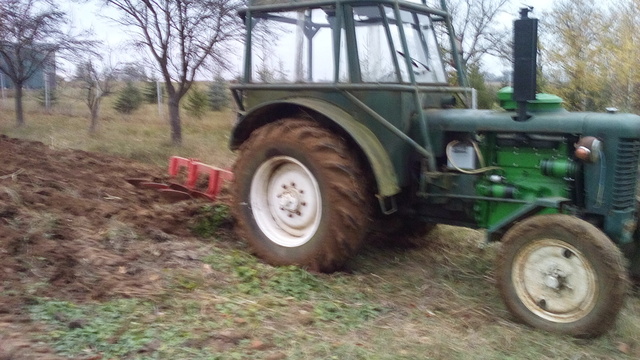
[232,118,373,272]
[496,214,628,337]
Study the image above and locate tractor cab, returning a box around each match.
[241,0,453,85]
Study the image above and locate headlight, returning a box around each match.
[574,136,602,163]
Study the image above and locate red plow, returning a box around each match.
[126,156,233,202]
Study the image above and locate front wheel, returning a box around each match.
[232,118,373,272]
[496,214,628,337]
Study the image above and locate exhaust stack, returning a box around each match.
[513,7,538,121]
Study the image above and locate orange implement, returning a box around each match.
[127,156,233,202]
[167,156,234,201]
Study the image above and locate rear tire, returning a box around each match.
[496,214,628,337]
[232,118,373,272]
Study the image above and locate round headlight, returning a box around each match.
[574,136,601,163]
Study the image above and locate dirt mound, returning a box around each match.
[0,135,231,359]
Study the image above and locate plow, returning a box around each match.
[126,156,233,202]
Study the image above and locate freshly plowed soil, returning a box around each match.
[0,135,231,359]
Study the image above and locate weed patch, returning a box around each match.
[191,204,233,238]
[269,266,322,300]
[30,299,155,358]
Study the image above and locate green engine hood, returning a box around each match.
[497,86,564,113]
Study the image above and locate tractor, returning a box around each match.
[228,0,640,337]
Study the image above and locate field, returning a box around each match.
[0,90,639,359]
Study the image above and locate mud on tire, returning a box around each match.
[232,118,373,272]
[496,214,629,337]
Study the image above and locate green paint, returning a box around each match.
[473,134,572,229]
[497,87,563,112]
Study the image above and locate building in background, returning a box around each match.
[0,44,57,92]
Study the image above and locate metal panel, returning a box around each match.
[612,139,640,210]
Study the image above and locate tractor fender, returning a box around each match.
[230,98,400,198]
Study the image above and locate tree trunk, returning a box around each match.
[168,96,182,146]
[89,101,100,134]
[14,85,25,127]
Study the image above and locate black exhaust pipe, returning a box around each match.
[513,7,538,121]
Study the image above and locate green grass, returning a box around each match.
[2,87,640,359]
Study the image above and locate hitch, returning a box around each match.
[127,156,234,202]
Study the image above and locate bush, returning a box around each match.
[113,83,143,114]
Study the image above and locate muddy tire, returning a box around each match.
[496,214,628,337]
[232,118,372,272]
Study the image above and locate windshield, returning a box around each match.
[353,5,447,84]
[247,4,447,84]
[249,8,343,83]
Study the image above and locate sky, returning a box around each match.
[63,2,125,50]
[483,0,555,75]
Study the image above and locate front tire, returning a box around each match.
[232,118,372,272]
[496,214,628,337]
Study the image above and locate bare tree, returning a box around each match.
[104,0,243,146]
[74,59,118,134]
[0,0,92,126]
[444,0,511,68]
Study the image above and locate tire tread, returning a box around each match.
[233,118,372,272]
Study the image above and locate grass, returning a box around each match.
[0,86,236,168]
[1,87,640,359]
[21,226,640,359]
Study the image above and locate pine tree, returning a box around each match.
[208,76,229,111]
[36,88,58,108]
[143,81,162,104]
[113,82,143,114]
[183,86,208,118]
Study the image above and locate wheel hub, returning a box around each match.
[513,239,597,323]
[543,267,567,291]
[278,187,301,214]
[250,156,321,247]
[544,274,561,290]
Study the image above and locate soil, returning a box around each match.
[0,135,232,359]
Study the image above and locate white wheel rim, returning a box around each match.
[512,239,598,323]
[250,156,322,247]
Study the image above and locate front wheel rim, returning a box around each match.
[512,239,598,323]
[250,156,322,248]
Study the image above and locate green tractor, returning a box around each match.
[229,0,639,337]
